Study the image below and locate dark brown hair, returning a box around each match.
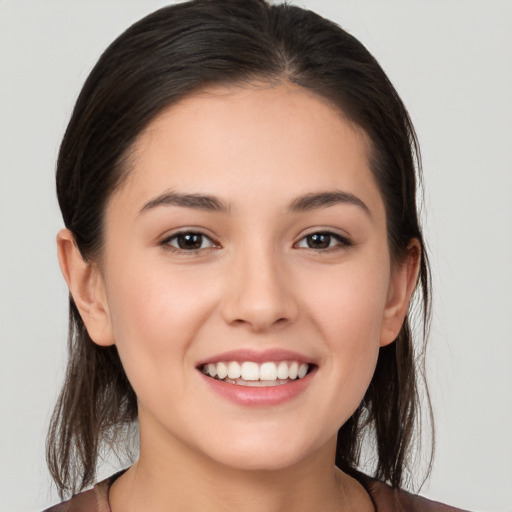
[48,0,433,498]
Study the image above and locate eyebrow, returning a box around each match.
[140,191,230,214]
[139,189,370,216]
[288,190,370,216]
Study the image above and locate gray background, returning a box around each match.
[1,1,511,510]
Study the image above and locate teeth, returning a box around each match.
[207,363,217,378]
[288,361,298,379]
[227,361,241,379]
[241,362,259,381]
[260,362,277,381]
[216,362,228,380]
[201,360,311,384]
[298,363,308,379]
[277,361,288,380]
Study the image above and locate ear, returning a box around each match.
[380,239,421,347]
[57,228,115,346]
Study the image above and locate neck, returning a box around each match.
[109,421,374,512]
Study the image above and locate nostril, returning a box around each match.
[220,267,299,331]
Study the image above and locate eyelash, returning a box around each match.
[160,230,352,254]
[161,231,218,253]
[295,231,352,251]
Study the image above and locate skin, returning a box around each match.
[58,83,419,511]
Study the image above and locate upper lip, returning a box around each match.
[196,348,316,368]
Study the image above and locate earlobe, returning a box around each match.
[380,240,421,347]
[57,228,115,346]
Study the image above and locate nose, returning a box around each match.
[220,245,299,333]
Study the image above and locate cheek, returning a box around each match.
[302,260,390,404]
[103,261,217,390]
[107,257,209,334]
[308,261,390,344]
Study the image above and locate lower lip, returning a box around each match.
[199,369,315,406]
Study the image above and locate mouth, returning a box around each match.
[198,360,314,387]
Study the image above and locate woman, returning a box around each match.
[44,0,468,510]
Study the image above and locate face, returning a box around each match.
[76,83,413,471]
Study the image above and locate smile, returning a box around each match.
[197,349,316,405]
[200,361,311,387]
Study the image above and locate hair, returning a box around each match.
[47,0,433,498]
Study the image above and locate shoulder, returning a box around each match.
[42,472,124,512]
[361,475,471,512]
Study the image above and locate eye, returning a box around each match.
[162,231,217,252]
[295,231,351,250]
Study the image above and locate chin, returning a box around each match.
[210,449,305,473]
[197,429,327,473]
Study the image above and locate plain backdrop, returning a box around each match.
[1,1,511,511]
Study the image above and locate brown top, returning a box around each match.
[43,470,470,512]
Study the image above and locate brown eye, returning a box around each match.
[296,232,351,250]
[306,233,331,249]
[164,232,215,251]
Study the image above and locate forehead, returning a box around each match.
[110,82,383,218]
